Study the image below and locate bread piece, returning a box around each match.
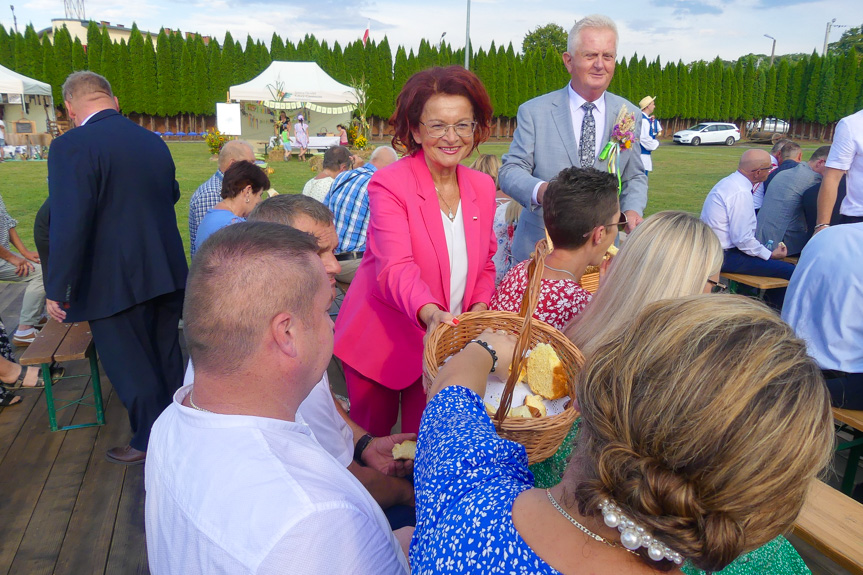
[508,405,534,419]
[606,244,619,257]
[526,343,568,400]
[485,402,498,417]
[524,394,547,418]
[391,440,417,460]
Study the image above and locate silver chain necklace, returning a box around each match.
[188,392,214,413]
[434,186,458,222]
[545,489,638,556]
[543,264,578,281]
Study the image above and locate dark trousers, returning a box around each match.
[839,214,863,225]
[824,371,863,410]
[89,289,185,452]
[722,248,795,309]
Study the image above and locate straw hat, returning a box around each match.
[639,96,656,110]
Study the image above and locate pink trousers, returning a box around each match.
[343,362,426,436]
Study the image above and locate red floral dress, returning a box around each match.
[489,260,592,330]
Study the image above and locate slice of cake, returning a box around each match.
[524,394,547,418]
[526,343,568,400]
[391,440,417,460]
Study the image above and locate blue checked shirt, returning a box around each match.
[188,170,224,257]
[324,164,376,254]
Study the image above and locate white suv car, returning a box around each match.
[673,123,740,146]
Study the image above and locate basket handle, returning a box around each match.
[495,237,551,423]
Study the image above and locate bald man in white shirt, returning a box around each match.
[701,149,795,307]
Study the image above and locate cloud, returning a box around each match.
[651,0,722,16]
[755,0,818,7]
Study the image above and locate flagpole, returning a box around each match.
[464,0,471,69]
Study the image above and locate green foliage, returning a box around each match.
[0,22,852,129]
[522,23,567,58]
[828,26,863,58]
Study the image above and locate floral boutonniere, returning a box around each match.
[599,108,637,193]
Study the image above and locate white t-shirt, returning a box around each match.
[183,361,353,466]
[302,176,335,204]
[145,385,409,575]
[825,109,863,216]
[441,203,468,315]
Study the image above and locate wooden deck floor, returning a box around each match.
[0,282,857,575]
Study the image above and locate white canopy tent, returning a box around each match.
[227,62,357,148]
[0,63,55,152]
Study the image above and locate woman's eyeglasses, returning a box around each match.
[420,121,478,138]
[707,278,727,293]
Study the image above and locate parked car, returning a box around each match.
[673,123,740,146]
[747,118,790,134]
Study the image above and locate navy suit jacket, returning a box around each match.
[46,109,188,322]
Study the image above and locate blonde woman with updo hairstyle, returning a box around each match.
[410,295,832,574]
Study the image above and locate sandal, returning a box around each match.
[0,387,21,407]
[1,365,65,390]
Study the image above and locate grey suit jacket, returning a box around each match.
[756,162,822,256]
[500,85,648,262]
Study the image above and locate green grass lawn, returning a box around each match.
[0,139,824,262]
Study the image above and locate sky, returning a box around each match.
[4,0,862,64]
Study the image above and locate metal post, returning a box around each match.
[10,5,17,34]
[464,0,471,70]
[764,34,776,67]
[823,18,835,56]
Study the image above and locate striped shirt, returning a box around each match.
[324,164,377,254]
[0,194,18,251]
[188,170,224,258]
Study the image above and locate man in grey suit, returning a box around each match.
[756,146,830,256]
[500,14,647,262]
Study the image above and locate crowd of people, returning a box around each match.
[0,10,859,575]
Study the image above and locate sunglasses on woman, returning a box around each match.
[707,278,728,293]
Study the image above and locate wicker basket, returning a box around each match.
[423,239,585,464]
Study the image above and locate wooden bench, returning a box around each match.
[721,272,789,300]
[834,407,863,495]
[793,480,863,574]
[18,320,105,432]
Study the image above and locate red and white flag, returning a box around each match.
[362,20,370,46]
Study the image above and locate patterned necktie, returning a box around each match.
[579,102,596,168]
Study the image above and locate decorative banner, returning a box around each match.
[260,100,355,114]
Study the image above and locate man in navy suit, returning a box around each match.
[45,72,188,465]
[500,14,647,262]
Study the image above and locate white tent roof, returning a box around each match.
[0,63,52,98]
[229,61,356,106]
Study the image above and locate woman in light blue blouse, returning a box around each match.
[195,160,269,253]
[411,296,832,575]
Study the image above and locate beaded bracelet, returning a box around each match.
[470,339,498,373]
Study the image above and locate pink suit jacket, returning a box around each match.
[334,151,497,390]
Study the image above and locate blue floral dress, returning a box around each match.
[410,385,562,574]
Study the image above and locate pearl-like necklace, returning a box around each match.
[546,489,638,556]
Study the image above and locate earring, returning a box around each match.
[246,197,250,203]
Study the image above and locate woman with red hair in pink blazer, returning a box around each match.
[334,66,497,437]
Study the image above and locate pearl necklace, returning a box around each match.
[545,489,638,556]
[188,392,214,413]
[543,264,578,281]
[434,186,458,222]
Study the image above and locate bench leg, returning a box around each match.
[90,351,105,425]
[839,431,863,495]
[41,361,59,432]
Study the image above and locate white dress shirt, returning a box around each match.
[145,386,409,575]
[441,203,468,315]
[825,109,863,216]
[639,113,659,172]
[183,362,353,466]
[701,170,772,259]
[782,222,863,372]
[531,85,607,204]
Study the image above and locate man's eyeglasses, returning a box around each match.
[583,213,628,237]
[753,166,772,174]
[707,278,727,293]
[420,121,478,138]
